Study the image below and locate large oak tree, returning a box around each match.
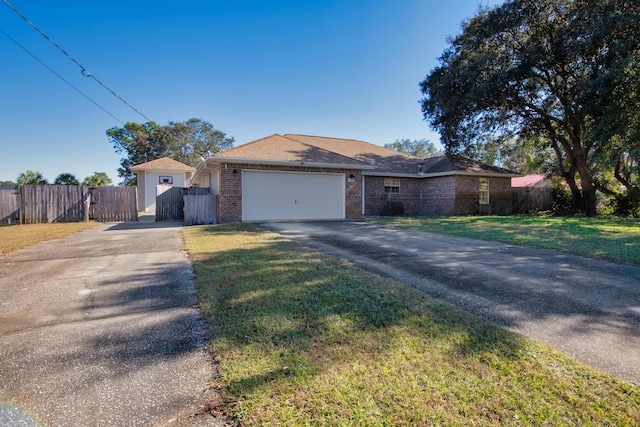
[420,0,640,216]
[107,118,234,185]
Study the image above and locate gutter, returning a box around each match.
[363,171,522,178]
[207,157,377,170]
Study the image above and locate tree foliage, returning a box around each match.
[82,172,112,187]
[107,118,234,185]
[54,173,80,185]
[17,170,48,185]
[420,0,640,216]
[384,139,443,158]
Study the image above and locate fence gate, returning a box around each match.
[155,187,213,223]
[90,186,138,222]
[0,189,21,225]
[156,186,184,221]
[184,191,215,225]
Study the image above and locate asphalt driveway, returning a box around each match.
[261,220,640,385]
[0,220,221,426]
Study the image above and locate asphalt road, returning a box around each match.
[0,220,222,426]
[261,220,640,385]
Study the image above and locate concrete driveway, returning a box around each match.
[0,220,221,426]
[261,221,640,385]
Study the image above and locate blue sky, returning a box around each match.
[0,0,501,184]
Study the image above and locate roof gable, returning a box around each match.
[212,134,371,167]
[206,134,518,177]
[131,157,195,172]
[420,155,518,176]
[282,134,421,174]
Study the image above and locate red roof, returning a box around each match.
[512,174,547,187]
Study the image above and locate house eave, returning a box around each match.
[132,168,194,174]
[363,171,521,178]
[206,157,377,170]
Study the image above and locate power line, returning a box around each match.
[0,27,124,124]
[2,0,153,122]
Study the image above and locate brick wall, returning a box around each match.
[423,176,457,215]
[218,164,513,223]
[454,175,512,215]
[364,176,425,216]
[218,163,363,223]
[364,175,512,217]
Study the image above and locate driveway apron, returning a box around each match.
[261,221,640,385]
[0,220,219,426]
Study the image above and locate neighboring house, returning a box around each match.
[192,134,518,223]
[511,174,554,213]
[131,157,195,213]
[511,174,551,189]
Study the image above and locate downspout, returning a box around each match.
[362,175,366,217]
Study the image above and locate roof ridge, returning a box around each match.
[284,133,366,143]
[131,156,195,170]
[280,134,369,165]
[213,133,283,157]
[284,134,419,159]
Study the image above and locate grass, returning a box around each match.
[0,222,98,256]
[372,216,640,266]
[183,224,640,426]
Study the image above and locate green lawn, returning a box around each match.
[373,216,640,266]
[183,224,639,426]
[0,222,98,256]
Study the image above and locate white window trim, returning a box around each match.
[384,177,400,194]
[479,178,489,205]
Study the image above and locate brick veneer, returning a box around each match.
[454,175,512,215]
[218,163,363,223]
[364,175,512,217]
[218,163,512,223]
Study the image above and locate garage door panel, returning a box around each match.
[242,171,345,221]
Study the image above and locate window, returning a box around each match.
[479,178,489,205]
[159,176,173,185]
[384,178,400,194]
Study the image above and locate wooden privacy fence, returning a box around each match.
[90,186,138,222]
[0,189,21,225]
[184,193,215,225]
[156,186,185,221]
[21,185,90,224]
[512,187,553,214]
[156,186,214,224]
[0,185,138,224]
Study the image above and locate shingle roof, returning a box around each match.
[283,134,422,174]
[208,134,517,177]
[212,134,422,173]
[212,134,366,166]
[421,155,518,175]
[131,157,195,172]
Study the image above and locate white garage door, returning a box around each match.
[242,170,345,221]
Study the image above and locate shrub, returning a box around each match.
[612,187,640,218]
[551,185,577,215]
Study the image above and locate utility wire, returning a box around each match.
[2,0,153,122]
[0,27,125,124]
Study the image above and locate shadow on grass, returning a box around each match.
[189,225,527,399]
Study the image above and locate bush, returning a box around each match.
[612,188,640,218]
[551,186,577,215]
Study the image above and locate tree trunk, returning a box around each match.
[581,185,598,216]
[574,155,598,216]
